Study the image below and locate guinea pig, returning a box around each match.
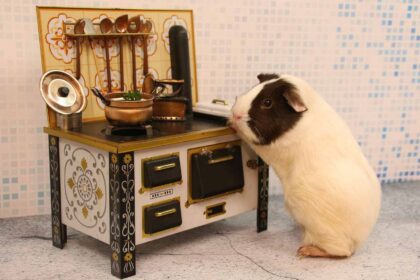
[230,73,381,258]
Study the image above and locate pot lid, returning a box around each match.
[40,70,87,115]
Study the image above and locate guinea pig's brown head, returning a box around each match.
[230,74,308,145]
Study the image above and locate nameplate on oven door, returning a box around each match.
[150,189,174,200]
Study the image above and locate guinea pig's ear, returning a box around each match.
[257,73,279,83]
[283,90,308,113]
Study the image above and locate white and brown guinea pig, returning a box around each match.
[230,73,381,258]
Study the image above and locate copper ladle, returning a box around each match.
[140,19,152,76]
[73,19,85,80]
[99,17,114,93]
[127,16,142,91]
[115,15,128,92]
[140,19,153,94]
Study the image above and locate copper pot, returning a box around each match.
[91,88,153,126]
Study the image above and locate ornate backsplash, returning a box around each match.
[36,7,198,121]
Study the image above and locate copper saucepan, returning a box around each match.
[91,88,153,126]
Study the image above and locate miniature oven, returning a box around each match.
[45,119,269,278]
[37,6,269,279]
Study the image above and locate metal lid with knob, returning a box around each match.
[40,70,87,115]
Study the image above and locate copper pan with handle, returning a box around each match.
[91,88,153,126]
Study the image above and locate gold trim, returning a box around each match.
[190,11,199,105]
[187,140,243,205]
[44,126,235,153]
[204,202,226,219]
[36,6,194,13]
[43,127,118,153]
[155,208,176,217]
[83,116,106,123]
[118,127,234,153]
[142,197,181,238]
[36,6,56,128]
[140,152,182,193]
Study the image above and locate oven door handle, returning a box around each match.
[153,162,176,171]
[208,155,234,165]
[154,208,177,217]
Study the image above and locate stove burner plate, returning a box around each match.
[104,125,153,137]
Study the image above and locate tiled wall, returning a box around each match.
[0,0,418,218]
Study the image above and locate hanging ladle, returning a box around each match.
[73,19,85,80]
[100,17,114,93]
[127,16,142,91]
[140,19,152,77]
[140,19,153,94]
[115,15,128,92]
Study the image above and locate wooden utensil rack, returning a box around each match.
[63,20,155,94]
[63,21,155,38]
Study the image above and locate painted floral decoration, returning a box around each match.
[67,157,104,219]
[91,14,119,59]
[124,252,133,262]
[134,16,158,58]
[45,14,77,63]
[123,154,132,165]
[162,15,189,53]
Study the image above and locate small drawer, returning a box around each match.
[143,154,182,189]
[143,199,182,235]
[205,202,226,219]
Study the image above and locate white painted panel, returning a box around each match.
[60,139,110,244]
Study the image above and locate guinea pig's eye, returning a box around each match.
[262,98,273,109]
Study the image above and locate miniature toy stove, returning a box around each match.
[44,114,269,279]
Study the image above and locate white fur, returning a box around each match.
[231,74,381,256]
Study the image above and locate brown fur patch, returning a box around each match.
[247,78,306,145]
[257,73,280,83]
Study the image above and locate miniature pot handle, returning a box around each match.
[90,88,110,106]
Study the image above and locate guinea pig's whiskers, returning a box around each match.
[247,119,266,144]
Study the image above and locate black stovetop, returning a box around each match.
[70,113,229,144]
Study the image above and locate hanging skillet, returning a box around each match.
[40,70,87,115]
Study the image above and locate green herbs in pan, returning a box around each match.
[123,90,142,101]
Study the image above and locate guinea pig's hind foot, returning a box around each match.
[297,245,348,259]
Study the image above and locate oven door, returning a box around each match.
[189,142,244,202]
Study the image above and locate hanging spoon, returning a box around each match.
[127,16,141,91]
[73,19,85,80]
[140,19,152,77]
[99,17,114,93]
[115,15,128,92]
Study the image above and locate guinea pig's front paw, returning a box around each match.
[297,245,331,258]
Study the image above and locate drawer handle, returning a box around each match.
[204,202,226,219]
[154,162,176,171]
[155,208,177,217]
[212,99,228,105]
[208,155,234,164]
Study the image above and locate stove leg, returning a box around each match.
[109,152,136,279]
[48,136,67,248]
[257,157,269,232]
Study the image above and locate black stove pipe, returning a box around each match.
[169,25,192,115]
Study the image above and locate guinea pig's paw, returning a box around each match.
[296,245,331,258]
